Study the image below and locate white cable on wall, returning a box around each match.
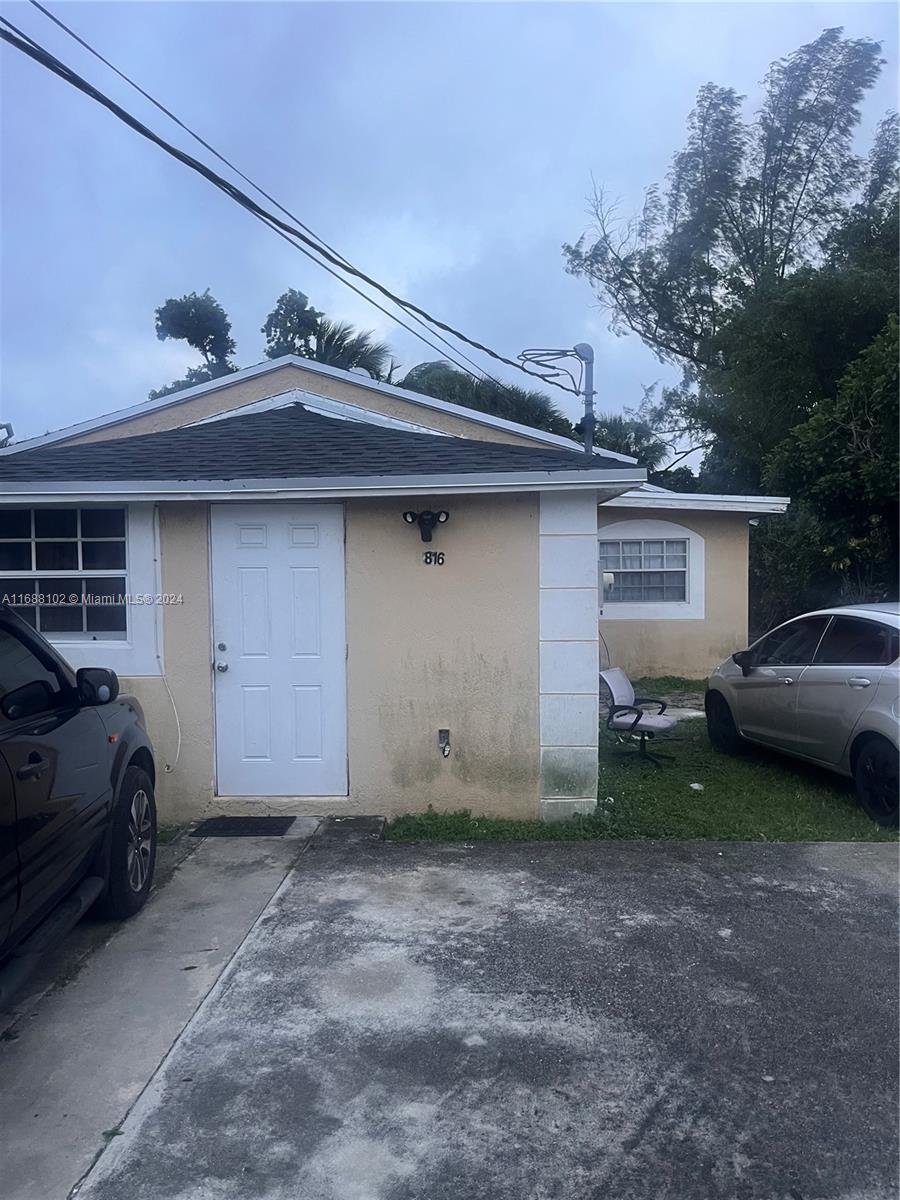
[159,661,182,775]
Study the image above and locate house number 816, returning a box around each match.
[423,551,445,565]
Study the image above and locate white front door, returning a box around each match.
[210,503,347,796]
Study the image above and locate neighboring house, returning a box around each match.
[0,355,786,823]
[598,484,788,678]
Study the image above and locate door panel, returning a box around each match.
[794,617,895,764]
[732,616,829,749]
[3,705,110,935]
[794,666,884,763]
[211,503,348,796]
[0,621,110,937]
[734,667,805,749]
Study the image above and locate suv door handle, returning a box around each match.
[16,753,49,782]
[848,677,872,689]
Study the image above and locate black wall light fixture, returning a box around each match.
[402,510,450,542]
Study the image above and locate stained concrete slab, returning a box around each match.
[0,833,199,1038]
[76,838,898,1200]
[0,830,316,1200]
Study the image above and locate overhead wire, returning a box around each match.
[3,11,578,399]
[27,0,503,386]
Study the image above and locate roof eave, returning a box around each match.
[603,490,790,515]
[0,466,646,502]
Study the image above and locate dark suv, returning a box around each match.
[0,606,156,1001]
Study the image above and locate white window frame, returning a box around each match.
[0,503,162,675]
[598,518,705,620]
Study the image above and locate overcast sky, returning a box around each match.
[1,1,896,441]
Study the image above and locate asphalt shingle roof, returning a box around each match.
[0,403,627,482]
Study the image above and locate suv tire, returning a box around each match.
[705,690,743,755]
[97,766,157,919]
[854,737,899,828]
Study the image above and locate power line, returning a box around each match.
[27,0,499,386]
[4,11,577,399]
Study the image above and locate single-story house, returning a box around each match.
[0,356,786,823]
[597,483,788,677]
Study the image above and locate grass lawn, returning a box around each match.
[386,720,897,843]
[630,676,708,695]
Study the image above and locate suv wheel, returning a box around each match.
[854,738,899,828]
[98,766,157,919]
[705,691,743,755]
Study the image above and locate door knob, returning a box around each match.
[215,662,229,672]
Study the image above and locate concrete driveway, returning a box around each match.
[73,830,898,1200]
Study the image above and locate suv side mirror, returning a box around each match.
[0,679,56,721]
[732,650,754,677]
[76,667,120,706]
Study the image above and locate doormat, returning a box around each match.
[191,816,297,838]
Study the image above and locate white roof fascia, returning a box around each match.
[603,489,790,514]
[186,389,451,436]
[0,466,645,503]
[0,355,638,463]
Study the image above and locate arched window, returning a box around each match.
[597,518,705,620]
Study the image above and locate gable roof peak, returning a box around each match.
[1,353,640,465]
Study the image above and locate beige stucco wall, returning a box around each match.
[596,507,749,678]
[345,494,540,819]
[117,502,216,823]
[62,363,542,448]
[119,494,540,824]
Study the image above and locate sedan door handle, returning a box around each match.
[781,677,794,685]
[848,677,872,689]
[16,754,49,782]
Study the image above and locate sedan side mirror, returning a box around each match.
[731,650,754,677]
[76,666,120,707]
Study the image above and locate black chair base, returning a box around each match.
[609,731,675,766]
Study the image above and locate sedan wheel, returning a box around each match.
[127,789,154,893]
[854,739,899,828]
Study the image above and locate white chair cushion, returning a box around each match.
[609,712,676,733]
[600,667,635,707]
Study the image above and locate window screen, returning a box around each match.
[599,538,688,602]
[0,508,127,639]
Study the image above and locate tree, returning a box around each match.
[150,290,237,399]
[563,29,885,369]
[824,111,899,273]
[670,262,893,490]
[400,361,576,439]
[579,412,668,470]
[262,290,392,379]
[564,29,897,624]
[261,288,323,358]
[765,315,899,581]
[311,318,392,378]
[648,465,701,493]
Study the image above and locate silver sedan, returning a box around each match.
[705,603,900,827]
